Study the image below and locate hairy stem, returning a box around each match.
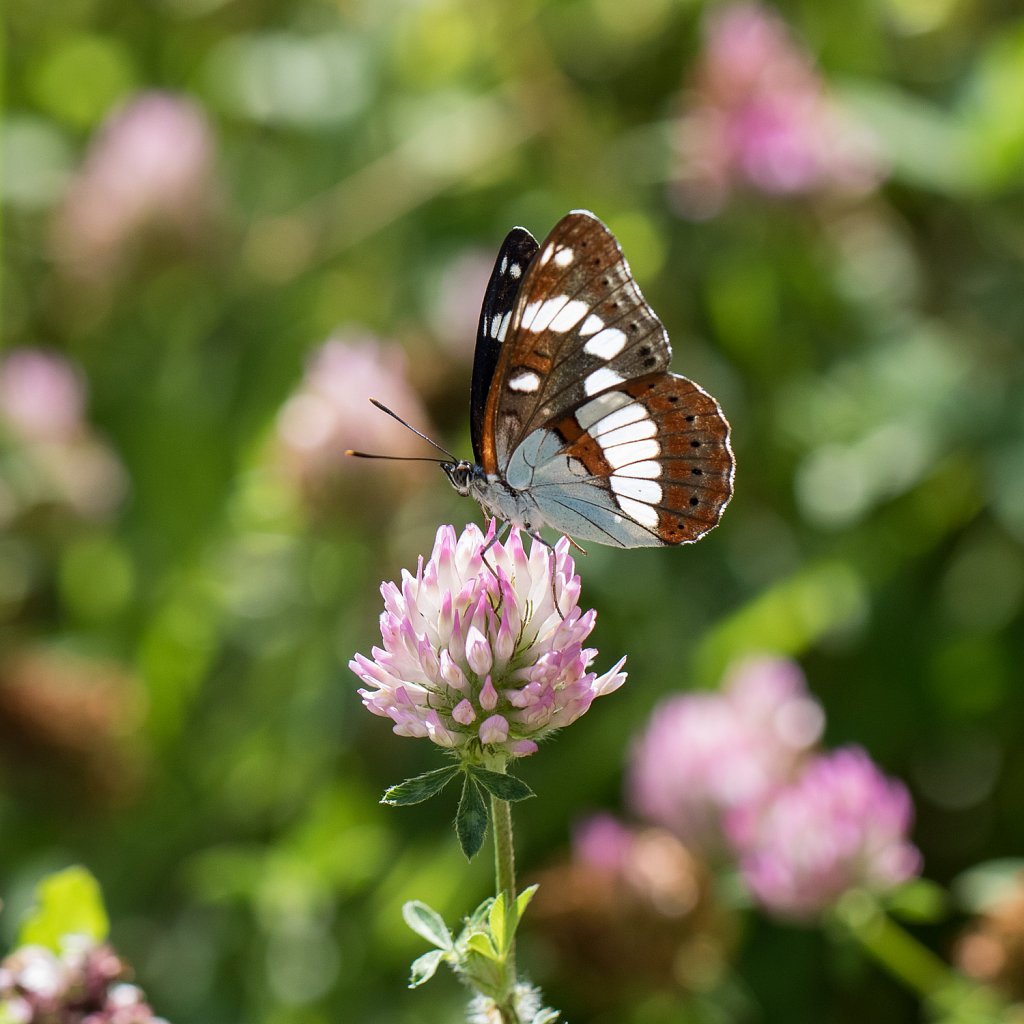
[492,793,517,971]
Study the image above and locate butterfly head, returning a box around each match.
[441,459,478,496]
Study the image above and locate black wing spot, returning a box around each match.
[685,414,695,421]
[691,467,703,476]
[639,345,651,356]
[689,496,699,506]
[667,395,679,404]
[643,357,657,368]
[629,322,638,332]
[690,440,702,448]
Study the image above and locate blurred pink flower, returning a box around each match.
[430,247,498,360]
[350,521,626,759]
[728,746,921,920]
[574,813,636,874]
[0,349,126,522]
[628,655,824,853]
[673,3,882,218]
[51,91,218,276]
[0,349,85,443]
[276,333,433,508]
[530,817,730,1002]
[0,938,168,1023]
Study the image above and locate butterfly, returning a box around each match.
[436,210,734,548]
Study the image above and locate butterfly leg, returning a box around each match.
[567,535,588,557]
[523,527,569,622]
[480,519,512,581]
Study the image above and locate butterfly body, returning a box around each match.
[447,210,734,548]
[443,459,539,532]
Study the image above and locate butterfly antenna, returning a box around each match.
[344,398,457,462]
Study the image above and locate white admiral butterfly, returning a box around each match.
[353,210,734,547]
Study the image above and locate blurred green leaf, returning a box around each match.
[885,879,949,924]
[59,535,134,622]
[29,34,136,128]
[951,859,1024,914]
[19,867,109,950]
[841,81,978,195]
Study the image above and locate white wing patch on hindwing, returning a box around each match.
[610,475,663,505]
[574,391,632,430]
[603,437,660,470]
[589,401,649,438]
[615,495,660,529]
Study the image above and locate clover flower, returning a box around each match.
[728,746,922,920]
[628,656,824,853]
[51,91,218,279]
[673,2,882,218]
[0,348,127,523]
[529,815,732,1003]
[276,334,432,514]
[0,937,168,1023]
[350,521,626,760]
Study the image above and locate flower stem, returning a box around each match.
[492,792,517,971]
[837,894,1009,1023]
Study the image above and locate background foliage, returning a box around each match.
[2,0,1024,1021]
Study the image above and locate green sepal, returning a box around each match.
[408,949,445,988]
[465,932,500,960]
[466,896,493,928]
[382,765,461,806]
[515,883,539,919]
[402,900,453,950]
[468,766,535,803]
[456,775,488,860]
[19,866,109,951]
[488,892,508,955]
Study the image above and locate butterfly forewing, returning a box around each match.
[483,211,673,474]
[483,210,733,547]
[471,227,538,466]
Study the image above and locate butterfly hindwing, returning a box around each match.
[510,372,734,546]
[470,227,539,466]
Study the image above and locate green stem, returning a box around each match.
[850,906,952,995]
[491,792,516,973]
[839,895,1009,1023]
